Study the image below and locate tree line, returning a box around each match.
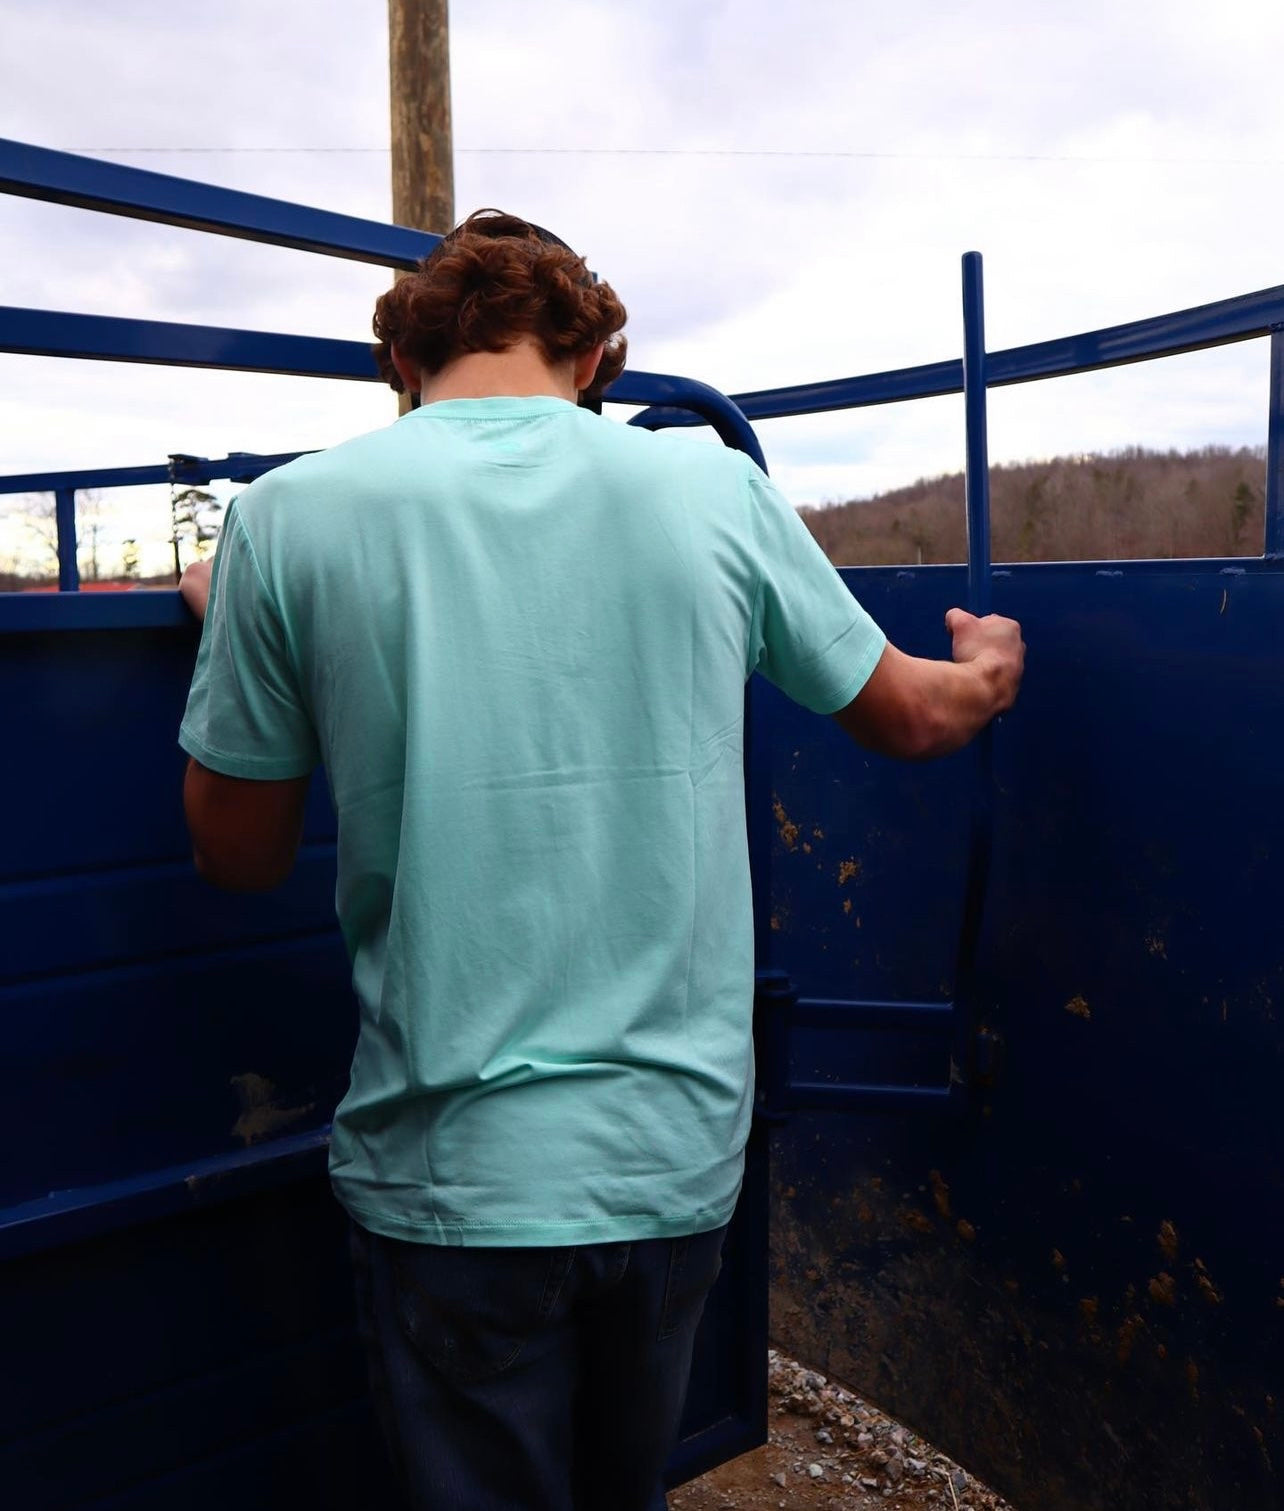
[800,445,1269,566]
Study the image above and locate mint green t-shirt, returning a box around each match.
[180,397,885,1245]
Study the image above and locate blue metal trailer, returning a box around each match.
[2,139,1281,1510]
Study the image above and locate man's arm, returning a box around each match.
[833,608,1024,760]
[180,555,312,891]
[183,759,311,891]
[179,558,214,620]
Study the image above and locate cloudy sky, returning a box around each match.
[3,0,1283,574]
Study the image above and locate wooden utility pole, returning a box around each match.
[389,0,454,412]
[389,0,454,238]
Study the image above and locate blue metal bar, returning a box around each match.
[0,138,437,269]
[0,450,314,497]
[0,1127,330,1262]
[0,305,380,380]
[54,486,78,591]
[786,1080,955,1112]
[613,370,767,471]
[961,252,993,616]
[634,278,1284,430]
[638,359,963,429]
[1267,329,1284,559]
[791,997,954,1034]
[952,252,996,1101]
[0,590,190,631]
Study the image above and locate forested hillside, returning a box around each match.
[800,445,1268,566]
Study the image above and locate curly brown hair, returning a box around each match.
[372,209,627,405]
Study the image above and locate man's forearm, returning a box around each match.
[913,650,1017,760]
[832,611,1024,761]
[179,559,213,621]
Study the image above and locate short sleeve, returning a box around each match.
[745,462,887,714]
[179,500,320,779]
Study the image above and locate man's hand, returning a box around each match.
[832,608,1026,761]
[179,558,214,622]
[945,608,1025,713]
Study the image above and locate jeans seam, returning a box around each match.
[539,1247,577,1319]
[656,1237,689,1342]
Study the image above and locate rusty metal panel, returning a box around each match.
[760,559,1284,1511]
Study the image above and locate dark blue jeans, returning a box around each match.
[348,1221,728,1511]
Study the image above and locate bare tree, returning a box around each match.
[0,488,112,581]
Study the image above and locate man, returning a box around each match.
[179,210,1024,1511]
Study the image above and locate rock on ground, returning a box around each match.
[667,1350,1017,1511]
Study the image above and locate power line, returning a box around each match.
[55,145,1283,166]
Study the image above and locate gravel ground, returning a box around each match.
[669,1351,1016,1511]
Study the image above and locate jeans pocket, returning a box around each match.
[657,1225,727,1343]
[389,1241,576,1385]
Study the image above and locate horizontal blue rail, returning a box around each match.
[0,1127,332,1262]
[0,138,436,269]
[0,450,316,497]
[0,305,379,380]
[637,278,1284,427]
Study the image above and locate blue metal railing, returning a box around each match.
[0,139,437,268]
[0,135,768,604]
[4,142,1281,1123]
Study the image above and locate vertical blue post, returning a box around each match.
[961,252,993,614]
[951,252,995,1099]
[1266,329,1284,559]
[54,486,79,591]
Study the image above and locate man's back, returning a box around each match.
[182,395,884,1246]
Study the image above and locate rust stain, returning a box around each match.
[802,841,812,854]
[771,797,799,850]
[812,826,825,840]
[1078,1296,1102,1343]
[842,898,853,915]
[1157,1343,1168,1360]
[1186,1359,1200,1400]
[1157,1219,1179,1262]
[770,914,782,932]
[1051,1249,1066,1273]
[230,1072,315,1147]
[956,1219,976,1243]
[837,859,860,885]
[1193,1258,1223,1306]
[897,1206,934,1235]
[1064,994,1092,1021]
[1147,1271,1178,1307]
[1145,933,1168,959]
[1116,1313,1144,1365]
[928,1169,952,1220]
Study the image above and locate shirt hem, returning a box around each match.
[334,1189,741,1247]
[179,726,317,781]
[808,625,888,715]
